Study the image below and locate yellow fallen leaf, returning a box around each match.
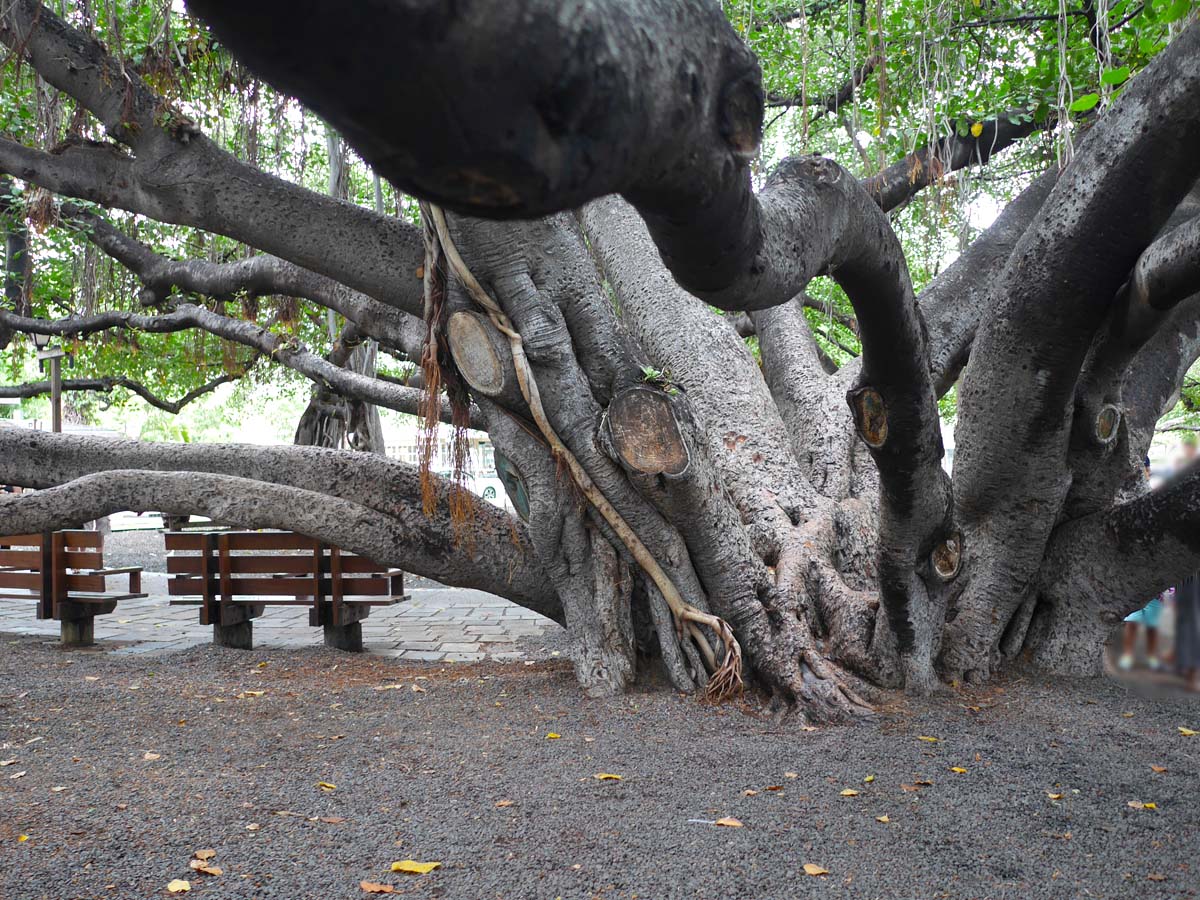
[317,782,337,791]
[840,789,860,797]
[1121,712,1135,718]
[1144,802,1157,809]
[1046,792,1064,800]
[803,863,830,876]
[970,122,984,138]
[193,850,216,861]
[166,880,191,893]
[593,773,622,781]
[256,661,268,668]
[714,817,744,827]
[950,767,968,774]
[390,860,441,874]
[18,834,29,842]
[236,690,265,699]
[1127,800,1156,810]
[545,733,561,740]
[875,815,890,823]
[361,882,396,894]
[1150,765,1168,773]
[1179,727,1197,736]
[917,736,941,743]
[863,775,875,783]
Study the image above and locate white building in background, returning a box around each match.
[384,417,510,510]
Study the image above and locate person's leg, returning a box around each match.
[1146,626,1160,669]
[1120,622,1137,669]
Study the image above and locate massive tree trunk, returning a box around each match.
[2,0,1200,720]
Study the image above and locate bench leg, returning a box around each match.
[60,614,95,648]
[323,620,364,652]
[214,620,254,650]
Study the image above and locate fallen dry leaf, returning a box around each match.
[0,759,16,766]
[193,850,216,861]
[1150,765,1168,773]
[950,767,968,774]
[84,676,99,682]
[360,882,396,894]
[784,771,799,779]
[1046,792,1064,800]
[316,782,337,792]
[50,786,66,793]
[917,736,941,743]
[1148,873,1167,882]
[743,789,759,796]
[840,789,860,797]
[765,785,783,792]
[875,815,890,823]
[166,880,191,893]
[900,783,921,792]
[245,823,261,831]
[803,863,830,876]
[1127,800,1157,810]
[390,860,441,874]
[320,816,346,824]
[1121,712,1135,718]
[714,817,744,828]
[188,860,222,876]
[863,775,875,783]
[593,773,622,781]
[18,834,29,842]
[412,684,426,693]
[143,752,161,761]
[1179,727,1197,737]
[495,799,514,808]
[9,771,26,780]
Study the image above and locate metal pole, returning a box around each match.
[50,353,61,433]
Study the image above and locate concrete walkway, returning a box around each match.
[0,575,557,660]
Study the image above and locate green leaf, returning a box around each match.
[1100,66,1130,86]
[1162,0,1191,22]
[1069,93,1100,113]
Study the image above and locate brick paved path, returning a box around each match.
[0,574,558,660]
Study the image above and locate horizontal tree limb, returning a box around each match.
[0,362,252,414]
[0,428,559,619]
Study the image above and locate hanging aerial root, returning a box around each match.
[423,202,743,697]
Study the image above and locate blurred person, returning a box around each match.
[1173,436,1199,690]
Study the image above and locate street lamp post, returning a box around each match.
[30,331,65,433]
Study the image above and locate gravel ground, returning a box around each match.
[2,636,1198,900]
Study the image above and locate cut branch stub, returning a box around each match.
[931,533,963,581]
[493,449,530,521]
[446,309,525,409]
[848,386,889,449]
[602,386,692,478]
[1095,403,1122,445]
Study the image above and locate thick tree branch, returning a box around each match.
[0,0,425,316]
[919,169,1058,395]
[942,23,1200,680]
[0,428,558,620]
[864,109,1045,213]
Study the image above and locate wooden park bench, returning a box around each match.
[0,530,146,645]
[165,531,408,651]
